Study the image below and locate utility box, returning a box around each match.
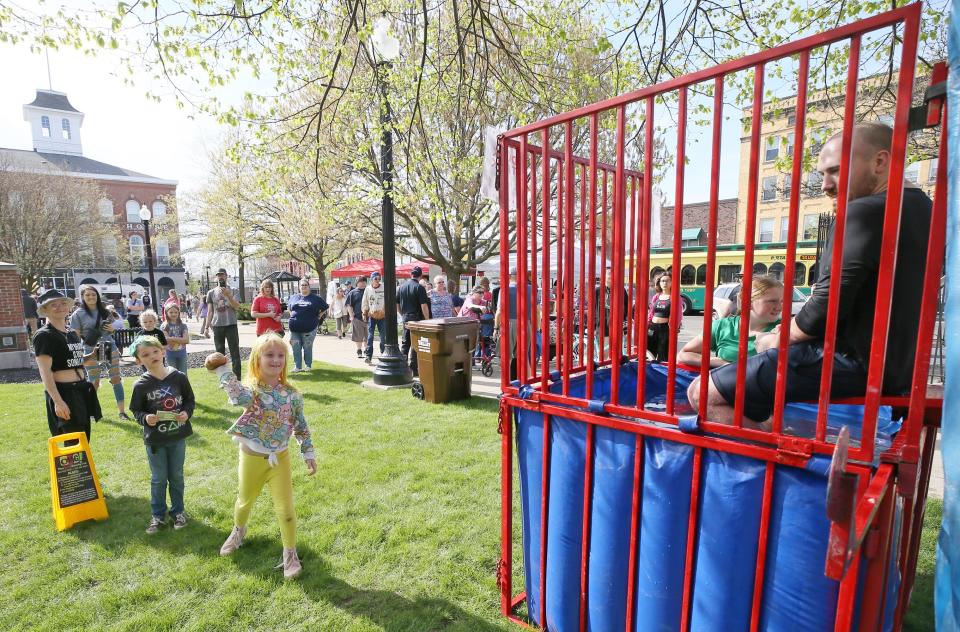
[408,317,479,403]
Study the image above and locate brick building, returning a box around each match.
[659,197,739,246]
[0,89,184,298]
[0,262,30,369]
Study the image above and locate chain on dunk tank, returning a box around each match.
[495,4,947,630]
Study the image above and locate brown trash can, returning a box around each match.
[407,317,480,403]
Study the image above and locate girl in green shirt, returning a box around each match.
[677,275,783,367]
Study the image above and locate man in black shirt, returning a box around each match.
[396,266,430,376]
[690,122,933,427]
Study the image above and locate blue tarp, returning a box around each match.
[936,2,960,629]
[515,363,899,631]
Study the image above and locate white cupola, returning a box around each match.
[22,89,84,156]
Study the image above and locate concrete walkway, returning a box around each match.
[189,318,943,500]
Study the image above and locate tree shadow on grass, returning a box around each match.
[293,366,371,386]
[73,495,503,631]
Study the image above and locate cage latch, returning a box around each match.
[775,435,814,467]
[907,61,947,131]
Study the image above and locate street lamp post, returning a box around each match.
[370,18,412,386]
[138,204,158,309]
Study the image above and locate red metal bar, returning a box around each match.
[579,165,588,374]
[586,114,599,397]
[666,87,687,416]
[858,11,921,464]
[771,50,809,434]
[498,157,513,617]
[624,433,644,631]
[564,122,576,393]
[557,140,566,380]
[530,148,539,382]
[541,129,551,390]
[501,5,920,139]
[815,35,861,443]
[698,76,724,418]
[579,423,595,632]
[632,176,644,363]
[600,169,609,364]
[499,138,511,393]
[856,478,896,632]
[610,106,628,404]
[636,96,654,408]
[539,414,552,626]
[627,174,637,356]
[831,471,870,628]
[517,136,530,385]
[749,462,775,631]
[733,64,765,428]
[679,446,702,631]
[901,69,948,450]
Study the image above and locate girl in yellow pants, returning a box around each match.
[206,334,317,579]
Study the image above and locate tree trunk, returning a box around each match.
[314,262,328,297]
[238,249,246,302]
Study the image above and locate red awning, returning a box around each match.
[330,258,384,279]
[395,260,432,277]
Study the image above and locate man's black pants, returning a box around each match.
[213,324,242,378]
[401,322,418,374]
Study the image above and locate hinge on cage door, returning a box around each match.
[908,62,947,131]
[775,435,814,467]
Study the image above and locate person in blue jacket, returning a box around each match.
[286,279,328,372]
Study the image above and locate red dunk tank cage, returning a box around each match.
[495,4,947,631]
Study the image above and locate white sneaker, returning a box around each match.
[219,526,247,556]
[281,547,302,579]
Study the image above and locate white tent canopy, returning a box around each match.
[476,245,611,281]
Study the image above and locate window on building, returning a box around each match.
[98,198,114,219]
[769,262,786,281]
[794,262,807,287]
[129,235,145,265]
[784,136,793,159]
[802,214,819,241]
[787,112,797,126]
[759,218,775,243]
[152,200,167,218]
[761,176,777,202]
[764,136,779,162]
[125,199,141,223]
[61,119,71,140]
[156,239,170,266]
[809,128,828,156]
[779,216,790,242]
[783,176,792,200]
[753,262,768,275]
[930,159,938,183]
[805,171,824,197]
[696,264,707,286]
[102,237,118,266]
[78,237,95,266]
[905,161,921,184]
[41,116,50,138]
[680,264,696,286]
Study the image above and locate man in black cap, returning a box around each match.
[204,268,242,378]
[396,266,430,376]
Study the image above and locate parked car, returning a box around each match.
[712,283,809,320]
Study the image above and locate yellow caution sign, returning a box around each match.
[48,433,108,531]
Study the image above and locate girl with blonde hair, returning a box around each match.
[677,274,784,367]
[206,333,316,579]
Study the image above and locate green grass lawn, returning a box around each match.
[0,363,939,630]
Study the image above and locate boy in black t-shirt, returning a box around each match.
[129,335,195,534]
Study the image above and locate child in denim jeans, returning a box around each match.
[129,336,195,534]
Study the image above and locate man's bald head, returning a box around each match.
[817,122,893,201]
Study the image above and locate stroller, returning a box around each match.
[475,313,497,377]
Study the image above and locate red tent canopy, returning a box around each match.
[330,258,383,279]
[395,260,432,277]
